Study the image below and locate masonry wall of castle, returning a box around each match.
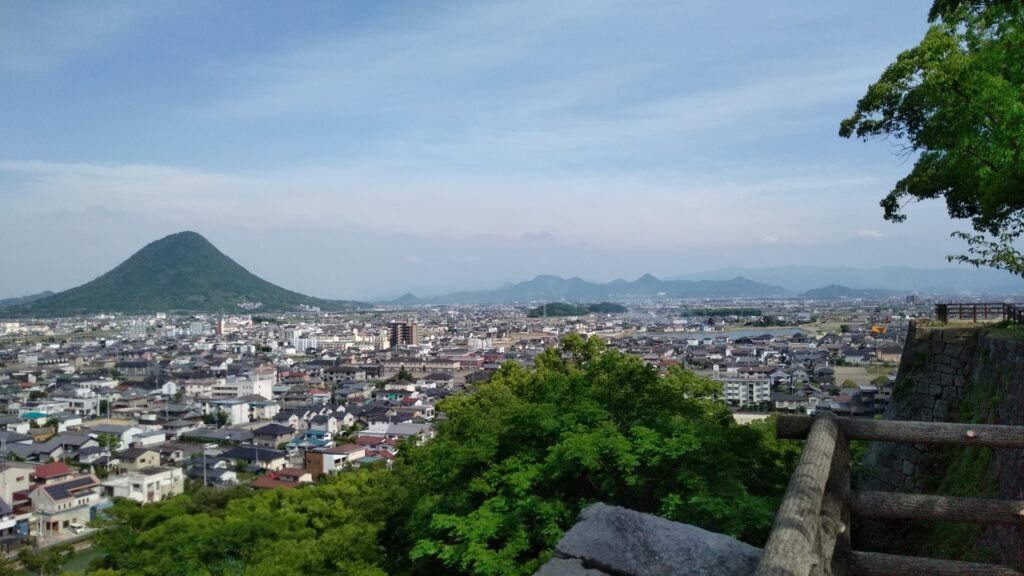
[864,320,1024,565]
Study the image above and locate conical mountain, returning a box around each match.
[4,231,362,316]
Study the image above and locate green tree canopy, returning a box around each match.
[17,543,74,576]
[840,2,1024,274]
[395,336,799,575]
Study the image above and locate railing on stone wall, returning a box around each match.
[755,413,1024,576]
[934,303,1022,323]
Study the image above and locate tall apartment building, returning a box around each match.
[389,321,419,347]
[714,375,772,406]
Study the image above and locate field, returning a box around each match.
[833,365,896,387]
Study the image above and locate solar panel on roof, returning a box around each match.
[43,476,97,501]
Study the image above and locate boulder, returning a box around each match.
[535,503,762,576]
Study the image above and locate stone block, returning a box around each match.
[549,503,762,576]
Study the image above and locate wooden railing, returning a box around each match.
[755,413,1024,576]
[935,303,1023,323]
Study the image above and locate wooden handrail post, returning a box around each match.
[757,412,840,576]
[823,429,850,576]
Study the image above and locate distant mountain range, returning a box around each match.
[388,274,791,304]
[675,265,1024,294]
[385,267,1024,305]
[0,232,364,317]
[7,240,1024,315]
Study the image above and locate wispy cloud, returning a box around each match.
[0,2,174,73]
[858,229,884,238]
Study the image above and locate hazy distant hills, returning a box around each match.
[799,285,907,300]
[391,273,791,304]
[0,291,54,309]
[676,265,1024,294]
[1,232,364,317]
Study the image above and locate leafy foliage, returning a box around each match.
[393,334,800,574]
[90,479,393,576]
[85,336,799,576]
[840,3,1024,275]
[17,543,74,576]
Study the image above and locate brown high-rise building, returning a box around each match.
[389,321,419,347]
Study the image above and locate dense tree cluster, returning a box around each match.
[83,335,799,575]
[841,1,1024,275]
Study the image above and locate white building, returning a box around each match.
[102,467,185,504]
[200,399,251,426]
[210,366,275,400]
[715,375,772,406]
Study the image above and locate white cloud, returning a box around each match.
[858,229,884,238]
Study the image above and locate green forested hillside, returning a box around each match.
[84,336,799,576]
[526,301,627,317]
[4,232,362,316]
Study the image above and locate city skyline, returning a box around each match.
[5,0,1007,300]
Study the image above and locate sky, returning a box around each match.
[1,0,1001,300]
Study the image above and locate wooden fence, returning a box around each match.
[754,413,1024,576]
[935,303,1023,323]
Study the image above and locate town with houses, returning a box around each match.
[0,295,932,549]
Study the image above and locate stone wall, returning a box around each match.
[863,320,1024,566]
[863,321,982,492]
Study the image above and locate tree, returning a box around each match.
[202,410,229,428]
[840,324,850,333]
[840,2,1024,275]
[0,553,15,576]
[397,340,800,575]
[397,367,414,382]
[99,399,109,415]
[28,390,47,401]
[17,542,74,576]
[97,433,121,452]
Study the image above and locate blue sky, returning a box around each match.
[3,0,1000,299]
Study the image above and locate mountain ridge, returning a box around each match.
[675,265,1023,294]
[389,274,792,304]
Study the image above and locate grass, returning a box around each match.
[797,321,847,334]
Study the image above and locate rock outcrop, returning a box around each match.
[535,503,761,576]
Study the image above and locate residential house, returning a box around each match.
[250,467,312,490]
[251,423,296,448]
[102,467,184,503]
[117,448,160,471]
[303,444,366,476]
[28,474,104,535]
[218,446,288,472]
[87,424,144,451]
